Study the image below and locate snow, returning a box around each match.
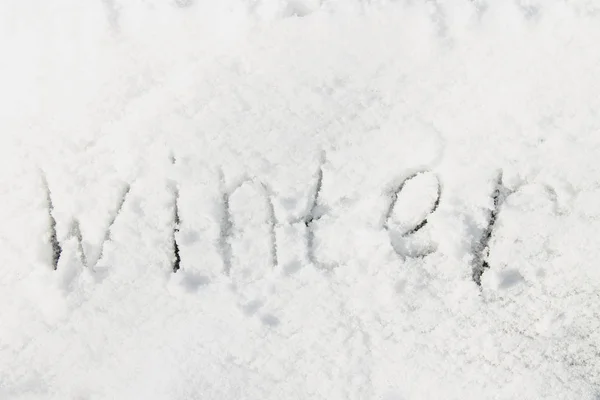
[2,0,600,398]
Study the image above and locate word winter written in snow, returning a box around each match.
[41,167,508,287]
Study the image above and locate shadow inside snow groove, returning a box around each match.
[41,173,61,270]
[172,186,181,273]
[95,184,131,267]
[384,171,442,258]
[304,150,326,267]
[218,169,234,275]
[259,182,279,269]
[43,172,131,271]
[472,171,508,286]
[217,171,279,275]
[70,220,88,268]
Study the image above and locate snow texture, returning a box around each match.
[1,0,600,399]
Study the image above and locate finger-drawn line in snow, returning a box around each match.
[41,173,61,270]
[69,220,88,268]
[303,150,326,267]
[472,171,509,286]
[384,171,441,258]
[43,174,131,271]
[218,170,234,275]
[260,182,279,269]
[95,184,131,267]
[285,151,330,268]
[170,155,182,273]
[172,186,181,273]
[232,179,279,269]
[218,171,278,275]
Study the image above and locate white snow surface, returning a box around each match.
[2,1,600,399]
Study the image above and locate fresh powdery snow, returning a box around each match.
[2,0,600,399]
